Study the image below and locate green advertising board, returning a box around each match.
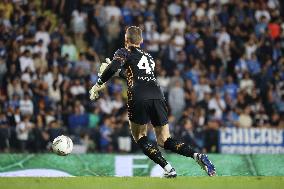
[0,154,283,177]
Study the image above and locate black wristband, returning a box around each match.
[97,78,104,85]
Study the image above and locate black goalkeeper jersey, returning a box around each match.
[99,47,164,102]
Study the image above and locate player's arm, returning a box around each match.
[89,59,121,100]
[97,59,122,85]
[118,67,127,80]
[89,48,128,100]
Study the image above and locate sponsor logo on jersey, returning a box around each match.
[137,76,156,82]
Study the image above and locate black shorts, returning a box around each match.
[127,99,168,127]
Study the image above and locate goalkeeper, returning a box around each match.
[89,26,216,177]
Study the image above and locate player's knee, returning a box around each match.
[133,134,147,143]
[157,140,164,148]
[129,121,147,143]
[157,136,168,148]
[132,134,139,143]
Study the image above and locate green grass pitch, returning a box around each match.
[0,176,283,189]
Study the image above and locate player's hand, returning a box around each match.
[89,83,106,100]
[98,58,111,77]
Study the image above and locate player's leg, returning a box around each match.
[154,124,197,158]
[129,121,147,142]
[148,99,216,176]
[154,124,216,176]
[129,121,176,177]
[146,99,196,157]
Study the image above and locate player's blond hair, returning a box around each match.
[125,26,143,45]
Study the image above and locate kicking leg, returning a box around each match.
[154,124,197,158]
[130,121,176,178]
[155,124,216,176]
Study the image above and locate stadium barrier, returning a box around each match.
[219,128,284,154]
[0,154,283,177]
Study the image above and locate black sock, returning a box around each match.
[137,136,168,168]
[164,137,196,159]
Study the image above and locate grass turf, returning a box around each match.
[0,176,283,189]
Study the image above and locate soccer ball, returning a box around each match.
[52,135,73,156]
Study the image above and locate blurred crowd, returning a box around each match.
[0,0,283,154]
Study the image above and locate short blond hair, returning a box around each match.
[126,26,143,45]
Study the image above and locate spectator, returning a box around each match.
[245,36,257,59]
[171,29,185,53]
[99,116,113,152]
[0,112,9,152]
[240,72,255,95]
[48,80,61,104]
[194,77,212,102]
[224,108,239,128]
[181,119,200,151]
[255,16,268,37]
[0,55,7,82]
[170,14,186,34]
[61,37,78,61]
[255,6,271,22]
[106,15,121,53]
[247,54,261,76]
[19,93,34,116]
[68,104,88,136]
[235,54,248,80]
[70,79,86,97]
[35,23,51,48]
[104,0,121,22]
[88,107,100,129]
[48,120,64,142]
[277,95,284,114]
[223,76,238,100]
[255,107,270,127]
[16,115,33,152]
[19,50,35,73]
[145,25,160,58]
[112,93,124,112]
[208,93,226,120]
[238,106,253,128]
[195,2,207,22]
[71,10,87,35]
[157,69,170,94]
[167,0,182,17]
[217,26,231,48]
[43,66,63,87]
[268,19,281,39]
[270,112,281,127]
[99,93,114,115]
[117,112,131,152]
[0,0,13,19]
[169,80,185,120]
[159,28,171,51]
[33,52,48,72]
[108,78,123,95]
[34,39,48,60]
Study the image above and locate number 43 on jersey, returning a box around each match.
[137,55,155,74]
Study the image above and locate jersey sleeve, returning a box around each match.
[98,48,129,84]
[113,48,129,63]
[118,67,127,80]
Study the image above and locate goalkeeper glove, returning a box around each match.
[98,58,111,77]
[89,58,111,100]
[89,82,106,100]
